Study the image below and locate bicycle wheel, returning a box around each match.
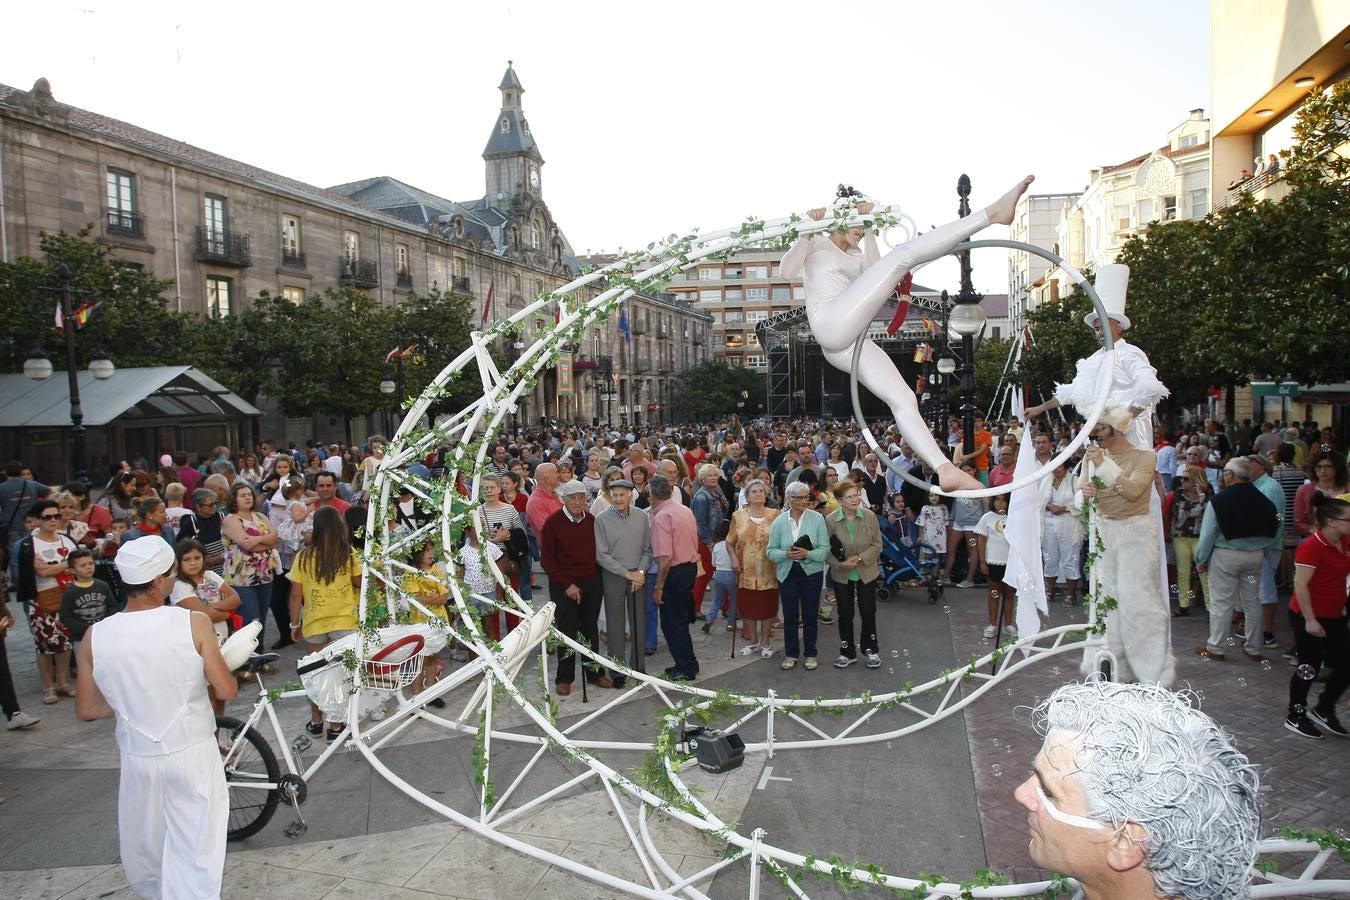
[217,714,281,841]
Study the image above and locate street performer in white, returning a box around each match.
[76,538,240,898]
[1077,402,1177,686]
[780,175,1035,493]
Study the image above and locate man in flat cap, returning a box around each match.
[594,477,651,678]
[75,537,241,898]
[540,479,614,694]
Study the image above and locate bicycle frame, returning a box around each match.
[222,670,352,797]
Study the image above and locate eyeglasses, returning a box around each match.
[40,513,61,520]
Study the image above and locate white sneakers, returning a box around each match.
[6,711,39,730]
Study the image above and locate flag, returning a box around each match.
[618,308,632,344]
[399,343,417,360]
[915,376,925,394]
[54,304,63,331]
[913,343,930,364]
[1004,389,1048,650]
[921,317,937,335]
[480,282,494,328]
[385,346,402,364]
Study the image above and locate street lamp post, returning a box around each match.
[379,331,407,438]
[24,262,115,484]
[946,174,988,453]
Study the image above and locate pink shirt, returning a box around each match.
[525,486,562,538]
[650,499,700,566]
[989,465,1016,489]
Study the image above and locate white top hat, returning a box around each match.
[1082,264,1131,331]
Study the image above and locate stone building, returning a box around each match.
[0,64,710,440]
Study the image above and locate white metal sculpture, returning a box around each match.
[327,207,1350,898]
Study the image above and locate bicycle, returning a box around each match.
[216,641,423,840]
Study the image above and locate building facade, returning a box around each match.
[0,66,710,439]
[1007,192,1079,335]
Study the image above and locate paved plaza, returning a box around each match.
[0,573,1346,898]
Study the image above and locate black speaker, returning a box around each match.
[689,730,745,774]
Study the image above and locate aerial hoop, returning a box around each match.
[849,239,1116,498]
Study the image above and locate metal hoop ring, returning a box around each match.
[849,239,1116,498]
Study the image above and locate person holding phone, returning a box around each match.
[766,481,831,671]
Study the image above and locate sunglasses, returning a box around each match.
[40,513,61,520]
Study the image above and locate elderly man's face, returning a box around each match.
[1014,731,1115,882]
[609,485,632,512]
[563,492,589,516]
[658,460,678,481]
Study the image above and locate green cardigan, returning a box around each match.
[766,507,831,579]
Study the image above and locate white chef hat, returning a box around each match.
[115,537,176,584]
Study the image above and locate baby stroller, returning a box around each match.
[877,516,943,604]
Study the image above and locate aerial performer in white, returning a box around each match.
[780,176,1035,493]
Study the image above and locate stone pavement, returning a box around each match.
[0,570,1346,897]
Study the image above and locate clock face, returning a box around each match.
[528,166,539,189]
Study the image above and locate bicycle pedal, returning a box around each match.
[291,734,312,755]
[283,820,308,839]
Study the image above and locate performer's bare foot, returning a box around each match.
[984,175,1035,226]
[937,462,983,493]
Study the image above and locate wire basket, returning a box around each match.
[360,652,424,692]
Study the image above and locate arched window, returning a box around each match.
[500,117,510,134]
[530,215,544,249]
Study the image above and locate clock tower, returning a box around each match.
[482,61,544,206]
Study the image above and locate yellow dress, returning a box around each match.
[401,570,449,623]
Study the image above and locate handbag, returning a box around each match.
[829,533,847,562]
[506,527,530,562]
[792,534,813,551]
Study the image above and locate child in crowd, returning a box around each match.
[402,543,448,707]
[974,493,1016,641]
[459,527,504,643]
[58,549,117,645]
[916,491,949,576]
[275,478,314,570]
[169,540,240,715]
[701,520,737,633]
[289,507,361,739]
[163,483,190,530]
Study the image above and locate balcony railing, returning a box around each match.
[105,208,144,238]
[1214,168,1283,212]
[396,270,413,289]
[281,248,306,269]
[452,275,471,293]
[340,257,379,287]
[195,227,252,266]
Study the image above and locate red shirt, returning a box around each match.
[1292,531,1350,618]
[319,497,351,515]
[177,466,202,494]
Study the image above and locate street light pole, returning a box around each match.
[56,264,87,483]
[947,174,987,455]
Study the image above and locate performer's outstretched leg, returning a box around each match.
[810,176,1034,491]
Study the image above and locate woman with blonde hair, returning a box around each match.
[726,479,781,655]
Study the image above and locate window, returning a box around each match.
[206,276,232,318]
[395,244,410,275]
[1189,188,1208,218]
[1112,205,1131,231]
[746,265,768,280]
[1161,196,1177,221]
[1138,198,1153,223]
[510,274,522,297]
[699,267,720,280]
[343,231,360,262]
[698,289,721,302]
[106,169,135,215]
[792,286,805,300]
[530,215,544,249]
[771,285,791,301]
[725,311,743,323]
[500,117,510,134]
[746,310,768,322]
[747,332,760,346]
[746,287,768,301]
[1179,134,1198,148]
[770,264,781,277]
[710,311,722,323]
[204,195,226,237]
[282,286,305,304]
[723,267,743,279]
[281,215,301,257]
[453,256,467,277]
[724,288,743,301]
[745,355,766,369]
[990,327,1001,340]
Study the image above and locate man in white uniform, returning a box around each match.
[76,539,239,899]
[780,176,1034,494]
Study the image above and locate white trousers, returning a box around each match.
[811,211,990,473]
[1081,513,1177,687]
[119,737,228,900]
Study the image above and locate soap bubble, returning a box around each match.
[1169,584,1179,597]
[943,606,951,614]
[891,649,899,658]
[1294,703,1306,714]
[1237,677,1248,688]
[968,538,977,547]
[993,738,1001,748]
[888,667,894,674]
[905,662,912,670]
[1297,664,1317,681]
[992,763,1002,777]
[1226,637,1236,647]
[1051,666,1061,676]
[1260,660,1273,672]
[903,649,910,657]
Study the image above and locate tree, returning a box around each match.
[973,337,1015,416]
[0,226,191,371]
[674,360,764,421]
[191,292,299,406]
[392,286,481,423]
[1014,281,1096,405]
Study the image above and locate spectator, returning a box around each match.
[825,481,883,668]
[1015,681,1259,900]
[221,482,279,632]
[50,490,88,545]
[58,548,116,645]
[288,506,360,740]
[203,473,231,507]
[988,444,1017,489]
[699,520,737,636]
[173,451,201,494]
[1285,495,1350,738]
[588,467,625,517]
[855,453,887,511]
[1041,460,1082,606]
[1266,153,1280,175]
[1294,450,1346,537]
[122,496,176,547]
[1169,465,1212,616]
[648,474,701,682]
[238,453,264,486]
[1247,454,1287,650]
[1194,459,1280,661]
[67,481,111,545]
[0,601,38,729]
[177,489,227,577]
[594,477,650,681]
[944,463,986,588]
[259,452,298,502]
[540,480,612,694]
[581,453,605,501]
[656,458,692,505]
[976,493,1016,640]
[100,470,139,523]
[16,499,78,704]
[303,452,325,489]
[622,444,656,481]
[163,483,191,531]
[766,480,830,671]
[313,471,350,515]
[525,462,562,544]
[0,461,50,550]
[691,464,727,620]
[1252,421,1281,457]
[630,464,652,510]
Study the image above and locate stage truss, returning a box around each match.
[330,205,1350,898]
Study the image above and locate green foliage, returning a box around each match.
[973,337,1014,414]
[674,359,764,420]
[1281,825,1350,863]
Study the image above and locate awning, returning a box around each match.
[0,366,260,428]
[1250,382,1303,399]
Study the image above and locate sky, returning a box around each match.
[4,0,1210,294]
